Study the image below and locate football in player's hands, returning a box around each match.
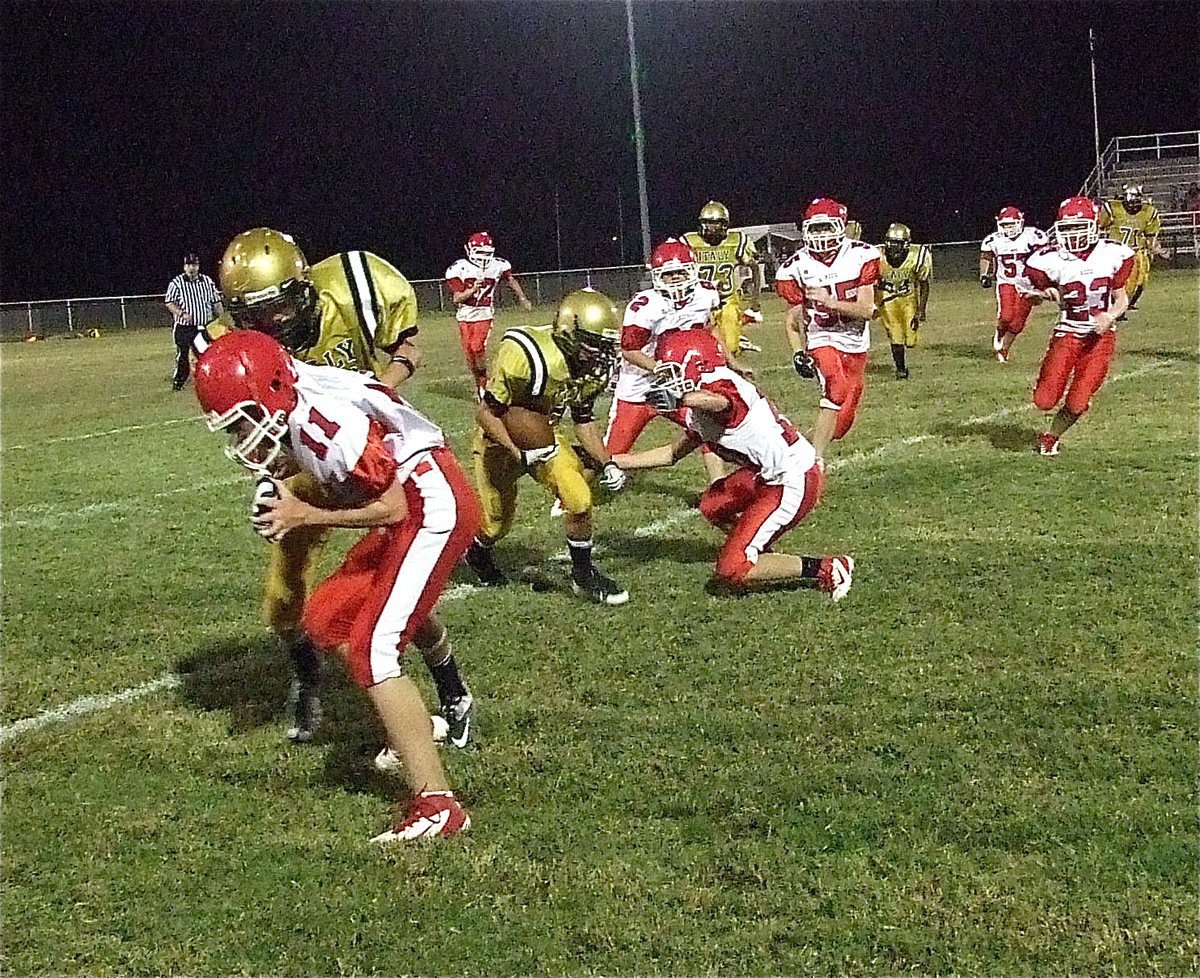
[251,477,280,539]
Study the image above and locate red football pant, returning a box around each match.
[699,463,823,584]
[303,448,481,688]
[996,284,1034,336]
[457,319,492,375]
[605,398,661,453]
[1033,330,1116,416]
[811,346,868,440]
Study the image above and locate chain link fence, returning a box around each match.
[9,241,1189,342]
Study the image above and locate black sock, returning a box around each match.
[891,344,906,372]
[287,634,324,688]
[429,652,468,705]
[568,537,594,578]
[800,556,823,579]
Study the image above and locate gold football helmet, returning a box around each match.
[1121,183,1144,213]
[698,200,730,245]
[883,222,911,265]
[220,228,319,350]
[553,288,621,381]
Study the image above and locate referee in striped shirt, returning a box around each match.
[165,253,223,391]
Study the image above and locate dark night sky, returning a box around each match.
[2,0,1196,300]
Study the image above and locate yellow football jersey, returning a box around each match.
[484,325,608,424]
[199,251,418,374]
[683,230,758,302]
[877,243,933,307]
[1099,200,1161,252]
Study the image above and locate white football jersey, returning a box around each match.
[289,360,446,504]
[774,240,882,354]
[1024,240,1136,336]
[682,363,816,485]
[445,256,514,323]
[614,283,721,401]
[980,227,1050,289]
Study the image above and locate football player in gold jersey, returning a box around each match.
[198,228,472,746]
[683,202,760,370]
[1098,184,1166,311]
[875,223,932,379]
[465,289,629,605]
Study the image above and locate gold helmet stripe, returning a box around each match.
[505,328,548,397]
[342,251,380,351]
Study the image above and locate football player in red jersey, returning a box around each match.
[979,206,1050,362]
[1024,197,1135,456]
[775,199,881,460]
[445,231,533,399]
[195,330,477,841]
[605,238,725,482]
[613,328,853,598]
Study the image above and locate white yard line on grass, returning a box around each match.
[1,356,1181,744]
[5,416,201,451]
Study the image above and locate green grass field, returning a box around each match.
[2,272,1197,976]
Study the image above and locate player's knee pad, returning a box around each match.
[1032,383,1060,412]
[714,549,753,586]
[1063,390,1093,417]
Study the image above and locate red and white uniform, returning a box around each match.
[775,239,881,440]
[980,227,1049,334]
[680,360,822,584]
[445,256,515,367]
[445,256,514,324]
[292,361,481,688]
[1024,240,1135,416]
[605,282,720,453]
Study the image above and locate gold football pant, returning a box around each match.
[878,299,920,347]
[1127,250,1152,298]
[263,471,332,638]
[472,429,592,544]
[715,296,745,355]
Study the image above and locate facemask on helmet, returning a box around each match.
[883,222,911,266]
[698,201,730,246]
[195,330,299,475]
[995,207,1025,240]
[220,228,319,350]
[650,239,699,306]
[466,232,495,269]
[552,289,621,383]
[1053,197,1100,254]
[1121,184,1144,213]
[803,199,848,257]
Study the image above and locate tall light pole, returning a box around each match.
[1089,28,1102,179]
[616,184,626,264]
[626,0,651,264]
[554,184,563,270]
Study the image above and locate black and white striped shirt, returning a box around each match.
[165,272,221,328]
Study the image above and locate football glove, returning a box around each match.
[520,444,559,468]
[647,387,681,413]
[792,350,816,379]
[598,461,626,492]
[979,274,994,289]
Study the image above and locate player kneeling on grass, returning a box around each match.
[1024,196,1135,457]
[195,330,477,842]
[613,328,853,598]
[465,289,629,605]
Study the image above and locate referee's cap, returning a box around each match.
[184,252,200,264]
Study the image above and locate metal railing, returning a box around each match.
[1080,130,1200,198]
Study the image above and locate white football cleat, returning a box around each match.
[992,329,1004,353]
[373,715,450,774]
[818,555,855,602]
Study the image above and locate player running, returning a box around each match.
[979,206,1049,362]
[1024,196,1135,456]
[683,201,761,369]
[875,223,932,379]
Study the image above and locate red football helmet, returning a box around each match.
[195,330,299,474]
[652,326,726,397]
[803,198,848,256]
[650,238,699,305]
[465,231,495,266]
[1053,196,1099,254]
[995,206,1025,240]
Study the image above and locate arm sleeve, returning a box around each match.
[484,339,531,406]
[1113,254,1136,290]
[775,278,805,306]
[344,421,400,499]
[367,254,420,352]
[165,279,181,303]
[621,323,653,352]
[1024,261,1053,291]
[858,257,881,287]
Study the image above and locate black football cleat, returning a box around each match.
[464,541,508,586]
[571,567,629,606]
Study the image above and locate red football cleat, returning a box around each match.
[1037,432,1060,456]
[370,791,470,843]
[817,555,855,602]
